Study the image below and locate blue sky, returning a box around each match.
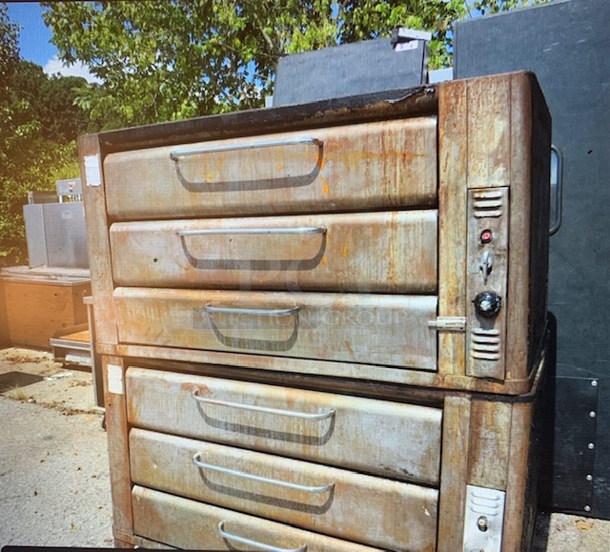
[7,1,98,82]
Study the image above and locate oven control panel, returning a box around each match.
[466,188,509,379]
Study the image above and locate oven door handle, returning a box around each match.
[169,136,323,161]
[176,226,326,237]
[191,389,335,421]
[203,304,299,318]
[217,521,307,552]
[192,452,335,494]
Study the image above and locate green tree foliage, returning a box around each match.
[12,60,89,142]
[0,2,18,96]
[0,0,544,264]
[42,0,542,129]
[0,4,84,265]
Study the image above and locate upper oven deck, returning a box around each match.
[81,73,551,394]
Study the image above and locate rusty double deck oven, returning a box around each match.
[81,72,551,551]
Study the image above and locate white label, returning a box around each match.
[84,155,102,187]
[394,41,419,52]
[107,364,124,395]
[463,485,506,552]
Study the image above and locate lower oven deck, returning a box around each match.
[103,354,545,552]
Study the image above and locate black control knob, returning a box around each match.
[473,291,502,318]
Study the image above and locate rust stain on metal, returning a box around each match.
[180,381,208,394]
[320,176,330,195]
[343,341,355,359]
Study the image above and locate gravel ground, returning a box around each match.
[0,396,113,547]
[1,347,608,550]
[0,347,112,547]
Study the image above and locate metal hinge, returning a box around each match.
[428,317,467,332]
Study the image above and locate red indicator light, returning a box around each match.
[480,229,493,244]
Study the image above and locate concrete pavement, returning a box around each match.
[0,347,608,550]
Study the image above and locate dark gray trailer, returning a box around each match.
[454,0,609,519]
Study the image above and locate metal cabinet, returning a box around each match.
[0,267,91,349]
[81,72,550,550]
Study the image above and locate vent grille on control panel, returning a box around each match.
[473,190,504,218]
[471,328,501,361]
[467,487,504,517]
